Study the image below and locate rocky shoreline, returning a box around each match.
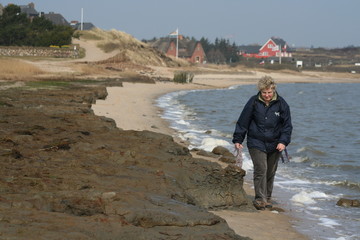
[0,80,252,239]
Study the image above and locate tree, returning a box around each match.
[199,36,240,64]
[26,16,54,46]
[48,25,74,46]
[200,37,211,53]
[0,4,74,47]
[0,5,29,45]
[207,48,226,64]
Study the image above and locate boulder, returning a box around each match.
[336,198,360,207]
[212,146,236,164]
[193,149,219,158]
[219,155,236,164]
[212,146,230,155]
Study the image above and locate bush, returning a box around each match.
[173,71,194,83]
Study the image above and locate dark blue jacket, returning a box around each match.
[232,92,292,153]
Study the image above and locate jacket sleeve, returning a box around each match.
[278,99,293,146]
[232,96,256,144]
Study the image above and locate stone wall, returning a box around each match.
[0,46,79,58]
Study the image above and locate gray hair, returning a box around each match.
[257,76,276,91]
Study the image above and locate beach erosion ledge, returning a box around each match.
[0,83,252,239]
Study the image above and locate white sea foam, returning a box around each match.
[307,206,323,211]
[182,132,201,142]
[228,85,242,90]
[275,179,312,189]
[318,217,341,228]
[296,147,307,153]
[291,190,330,205]
[168,109,183,115]
[200,137,231,152]
[175,119,190,126]
[291,156,309,163]
[308,191,329,199]
[291,191,317,205]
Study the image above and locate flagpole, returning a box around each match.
[176,28,179,59]
[279,44,282,64]
[80,8,84,31]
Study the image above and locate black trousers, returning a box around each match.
[249,148,281,202]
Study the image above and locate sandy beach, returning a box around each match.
[92,69,358,138]
[92,71,348,240]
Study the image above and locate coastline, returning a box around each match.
[92,69,357,141]
[1,34,360,239]
[92,71,338,240]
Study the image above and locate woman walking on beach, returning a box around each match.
[232,76,292,210]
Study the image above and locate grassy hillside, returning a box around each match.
[77,28,189,68]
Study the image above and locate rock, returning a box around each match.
[175,163,249,209]
[212,146,230,155]
[219,155,236,164]
[102,192,117,199]
[195,149,219,158]
[0,83,250,240]
[336,198,360,207]
[212,146,236,164]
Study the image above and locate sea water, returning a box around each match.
[157,82,360,240]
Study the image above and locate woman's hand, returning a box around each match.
[276,143,286,152]
[235,143,243,150]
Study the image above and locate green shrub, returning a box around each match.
[173,71,194,83]
[97,42,120,53]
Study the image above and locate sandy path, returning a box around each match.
[71,38,120,62]
[25,38,120,74]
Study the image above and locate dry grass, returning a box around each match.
[92,28,144,52]
[73,63,110,76]
[75,30,103,41]
[0,58,44,80]
[78,28,143,53]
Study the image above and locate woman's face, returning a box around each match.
[261,87,274,103]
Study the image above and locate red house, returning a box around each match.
[149,36,207,64]
[239,37,292,59]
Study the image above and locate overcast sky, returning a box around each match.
[3,0,360,48]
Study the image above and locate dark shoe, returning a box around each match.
[266,198,275,208]
[266,197,277,208]
[253,200,266,210]
[265,202,273,208]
